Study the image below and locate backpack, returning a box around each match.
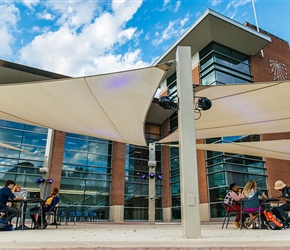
[0,219,13,231]
[263,211,283,230]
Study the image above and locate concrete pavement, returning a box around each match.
[1,221,290,249]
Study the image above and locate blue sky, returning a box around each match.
[1,0,290,77]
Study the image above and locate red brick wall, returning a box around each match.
[246,23,290,198]
[48,130,66,191]
[262,133,290,197]
[245,24,290,82]
[196,140,208,203]
[110,142,126,206]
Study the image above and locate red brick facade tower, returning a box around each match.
[109,141,126,221]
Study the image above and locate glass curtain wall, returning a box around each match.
[124,125,162,221]
[0,120,47,192]
[167,72,181,220]
[199,42,267,218]
[60,133,112,220]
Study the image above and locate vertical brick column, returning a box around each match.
[48,130,66,193]
[109,141,126,222]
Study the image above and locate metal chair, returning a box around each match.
[221,202,238,229]
[240,204,262,230]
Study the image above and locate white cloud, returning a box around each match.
[36,10,55,21]
[19,1,146,76]
[210,0,222,6]
[21,0,40,9]
[152,14,190,46]
[0,3,19,58]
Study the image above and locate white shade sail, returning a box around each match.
[0,66,167,146]
[195,140,290,161]
[158,81,290,143]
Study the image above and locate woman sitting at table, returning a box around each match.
[30,187,59,229]
[242,180,268,229]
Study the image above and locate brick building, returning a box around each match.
[0,9,289,222]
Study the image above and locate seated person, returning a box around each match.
[223,182,243,228]
[30,187,59,229]
[0,180,24,225]
[11,184,23,210]
[271,180,290,228]
[242,180,268,229]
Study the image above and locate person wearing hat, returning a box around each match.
[271,180,290,228]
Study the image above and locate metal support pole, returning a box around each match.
[148,142,156,225]
[176,46,201,238]
[40,128,54,199]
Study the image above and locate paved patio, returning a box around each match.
[1,221,290,249]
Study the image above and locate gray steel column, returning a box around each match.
[176,46,201,238]
[148,142,156,225]
[40,128,54,199]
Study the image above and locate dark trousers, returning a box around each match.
[5,206,18,223]
[30,206,50,225]
[272,202,290,222]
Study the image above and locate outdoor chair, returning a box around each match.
[221,202,238,229]
[240,205,262,230]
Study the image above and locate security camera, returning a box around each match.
[39,167,48,173]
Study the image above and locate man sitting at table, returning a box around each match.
[0,180,24,225]
[272,180,290,229]
[223,182,244,228]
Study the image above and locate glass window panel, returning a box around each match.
[199,43,213,59]
[214,43,231,56]
[208,172,226,188]
[87,154,110,167]
[0,128,23,144]
[170,169,179,177]
[23,124,48,133]
[207,164,225,173]
[124,195,148,207]
[124,207,148,220]
[201,71,215,85]
[172,207,181,220]
[124,183,148,196]
[63,151,88,165]
[232,59,250,74]
[19,146,45,161]
[214,54,232,68]
[209,187,227,202]
[171,195,181,207]
[210,202,224,218]
[0,147,20,158]
[65,137,88,151]
[22,132,47,147]
[171,182,180,195]
[200,54,214,70]
[88,141,110,154]
[0,120,24,129]
[66,133,89,140]
[216,71,235,84]
[232,50,249,64]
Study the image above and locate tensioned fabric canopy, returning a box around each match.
[158,81,290,143]
[0,66,167,146]
[158,80,290,160]
[165,140,290,161]
[195,140,290,161]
